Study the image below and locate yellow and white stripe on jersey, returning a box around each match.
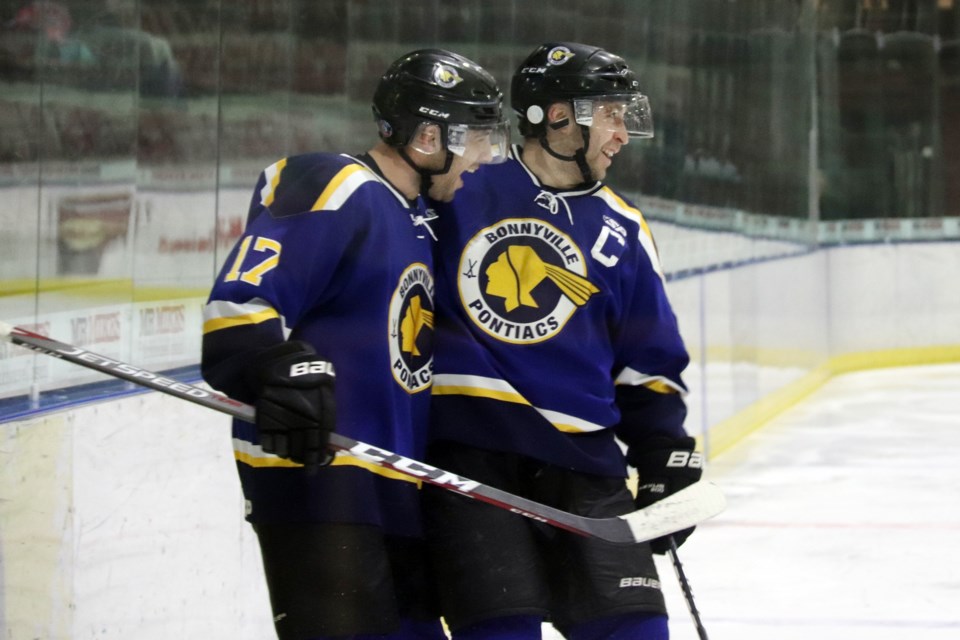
[259,158,287,208]
[259,158,382,214]
[202,297,285,335]
[433,373,607,433]
[593,187,664,280]
[232,438,422,485]
[614,366,687,395]
[310,164,379,212]
[233,438,301,468]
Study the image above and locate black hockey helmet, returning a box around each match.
[373,49,509,163]
[511,42,653,139]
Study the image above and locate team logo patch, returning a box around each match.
[389,263,434,392]
[433,64,463,88]
[459,219,599,344]
[547,46,575,66]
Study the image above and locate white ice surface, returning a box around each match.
[648,363,960,640]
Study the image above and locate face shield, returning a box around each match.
[446,119,511,164]
[572,94,654,139]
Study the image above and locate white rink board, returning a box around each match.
[0,392,276,640]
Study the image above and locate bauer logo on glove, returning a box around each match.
[666,450,703,469]
[629,435,705,553]
[289,360,336,377]
[252,340,337,468]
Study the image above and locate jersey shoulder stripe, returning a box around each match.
[593,186,664,278]
[310,163,377,212]
[257,154,381,218]
[260,158,287,208]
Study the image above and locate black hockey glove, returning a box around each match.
[253,341,336,468]
[628,435,703,554]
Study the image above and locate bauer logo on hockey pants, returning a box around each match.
[619,576,661,589]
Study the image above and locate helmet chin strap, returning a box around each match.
[399,148,455,198]
[538,125,595,186]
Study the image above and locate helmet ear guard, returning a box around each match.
[526,105,545,125]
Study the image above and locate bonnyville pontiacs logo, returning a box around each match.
[459,219,599,344]
[389,263,434,392]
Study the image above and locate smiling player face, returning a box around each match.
[583,102,631,181]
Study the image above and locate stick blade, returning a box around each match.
[619,481,726,544]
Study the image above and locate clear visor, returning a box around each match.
[446,120,511,164]
[573,95,654,138]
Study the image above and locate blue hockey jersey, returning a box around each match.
[430,146,690,477]
[201,152,435,536]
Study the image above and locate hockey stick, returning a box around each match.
[1,321,724,544]
[668,536,710,640]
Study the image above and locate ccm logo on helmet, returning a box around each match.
[419,106,450,119]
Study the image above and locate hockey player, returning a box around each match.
[425,42,703,639]
[201,49,508,640]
